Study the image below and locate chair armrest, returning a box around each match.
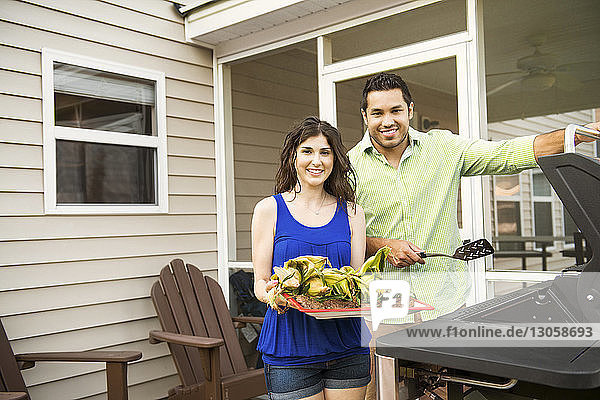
[150,330,222,388]
[231,316,264,325]
[15,351,141,365]
[149,330,224,348]
[14,351,141,400]
[0,393,28,400]
[15,351,141,370]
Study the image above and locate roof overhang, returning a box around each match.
[180,0,417,61]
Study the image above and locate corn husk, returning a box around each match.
[266,246,390,312]
[272,266,301,289]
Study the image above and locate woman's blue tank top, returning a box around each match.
[257,194,370,366]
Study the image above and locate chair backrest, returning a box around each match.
[0,319,28,395]
[151,259,248,386]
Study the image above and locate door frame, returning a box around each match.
[317,30,488,305]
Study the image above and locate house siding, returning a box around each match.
[231,48,319,261]
[0,1,215,399]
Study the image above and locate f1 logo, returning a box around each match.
[369,280,410,331]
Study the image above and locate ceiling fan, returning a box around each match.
[486,33,591,96]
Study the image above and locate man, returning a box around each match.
[348,72,600,400]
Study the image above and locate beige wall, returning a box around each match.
[0,1,216,398]
[231,47,318,261]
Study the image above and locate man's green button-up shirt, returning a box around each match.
[348,127,538,322]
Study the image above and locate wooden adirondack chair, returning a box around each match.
[0,318,141,400]
[149,259,266,400]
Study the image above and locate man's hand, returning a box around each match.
[576,122,600,145]
[534,121,600,160]
[385,239,425,268]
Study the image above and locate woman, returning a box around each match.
[252,116,370,400]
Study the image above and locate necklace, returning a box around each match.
[307,192,327,215]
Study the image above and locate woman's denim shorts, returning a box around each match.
[264,353,371,400]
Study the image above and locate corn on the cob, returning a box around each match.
[304,276,330,296]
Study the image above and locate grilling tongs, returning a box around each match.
[418,238,494,261]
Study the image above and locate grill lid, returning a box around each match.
[538,151,600,321]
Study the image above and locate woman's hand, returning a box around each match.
[265,279,278,292]
[265,280,289,308]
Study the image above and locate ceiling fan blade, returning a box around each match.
[556,61,600,83]
[553,72,584,91]
[486,78,521,96]
[485,71,524,78]
[556,61,597,73]
[486,71,523,77]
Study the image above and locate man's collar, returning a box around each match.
[358,129,374,152]
[359,126,424,153]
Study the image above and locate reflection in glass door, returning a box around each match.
[482,0,599,298]
[493,175,523,251]
[319,39,483,303]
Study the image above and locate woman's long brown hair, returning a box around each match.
[274,116,357,208]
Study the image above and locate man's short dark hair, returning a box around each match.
[360,72,413,112]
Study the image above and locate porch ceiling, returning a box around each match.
[181,0,598,121]
[180,0,415,59]
[182,0,356,46]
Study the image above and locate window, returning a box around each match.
[325,0,466,63]
[531,170,554,247]
[493,175,523,251]
[42,49,167,213]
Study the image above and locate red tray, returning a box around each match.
[284,294,434,319]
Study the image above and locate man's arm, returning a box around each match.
[534,122,600,160]
[366,236,424,268]
[461,122,600,177]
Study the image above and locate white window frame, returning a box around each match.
[42,48,168,214]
